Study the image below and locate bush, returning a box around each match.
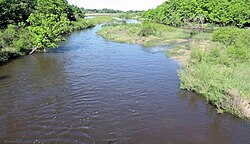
[0,51,9,63]
[138,21,174,37]
[138,26,156,37]
[212,27,250,62]
[212,27,240,45]
[0,24,35,62]
[0,25,18,48]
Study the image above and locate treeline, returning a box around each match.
[0,0,85,28]
[85,8,124,14]
[0,0,92,63]
[143,0,250,27]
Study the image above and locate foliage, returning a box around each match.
[143,0,250,27]
[0,25,34,51]
[212,27,250,62]
[0,25,35,62]
[27,0,70,49]
[0,0,36,28]
[66,4,85,21]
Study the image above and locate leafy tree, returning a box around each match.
[0,0,36,28]
[67,5,85,21]
[27,0,70,50]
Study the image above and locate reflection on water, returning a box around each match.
[0,25,249,144]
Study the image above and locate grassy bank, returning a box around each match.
[168,27,250,119]
[0,19,94,63]
[97,21,191,47]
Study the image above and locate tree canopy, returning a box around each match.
[27,0,70,49]
[143,0,250,27]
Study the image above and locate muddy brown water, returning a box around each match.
[0,25,249,144]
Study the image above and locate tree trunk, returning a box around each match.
[29,46,38,55]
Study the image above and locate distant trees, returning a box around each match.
[143,0,250,27]
[85,8,124,14]
[84,9,144,14]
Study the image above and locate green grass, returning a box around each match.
[192,32,212,41]
[180,57,250,118]
[87,16,115,24]
[167,45,190,57]
[97,21,191,47]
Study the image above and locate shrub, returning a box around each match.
[0,51,9,63]
[212,27,250,62]
[212,27,240,45]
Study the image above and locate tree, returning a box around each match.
[0,0,36,28]
[27,0,70,53]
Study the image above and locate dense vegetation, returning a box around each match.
[143,0,250,28]
[0,0,93,63]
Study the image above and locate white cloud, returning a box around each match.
[67,0,166,11]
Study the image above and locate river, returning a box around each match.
[0,25,249,144]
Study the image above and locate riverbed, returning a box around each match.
[0,25,249,144]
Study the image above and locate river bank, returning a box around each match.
[0,16,117,64]
[174,28,250,119]
[97,22,250,119]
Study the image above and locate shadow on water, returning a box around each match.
[0,76,8,81]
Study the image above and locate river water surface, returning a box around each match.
[0,25,249,144]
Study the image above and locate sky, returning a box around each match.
[67,0,166,11]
